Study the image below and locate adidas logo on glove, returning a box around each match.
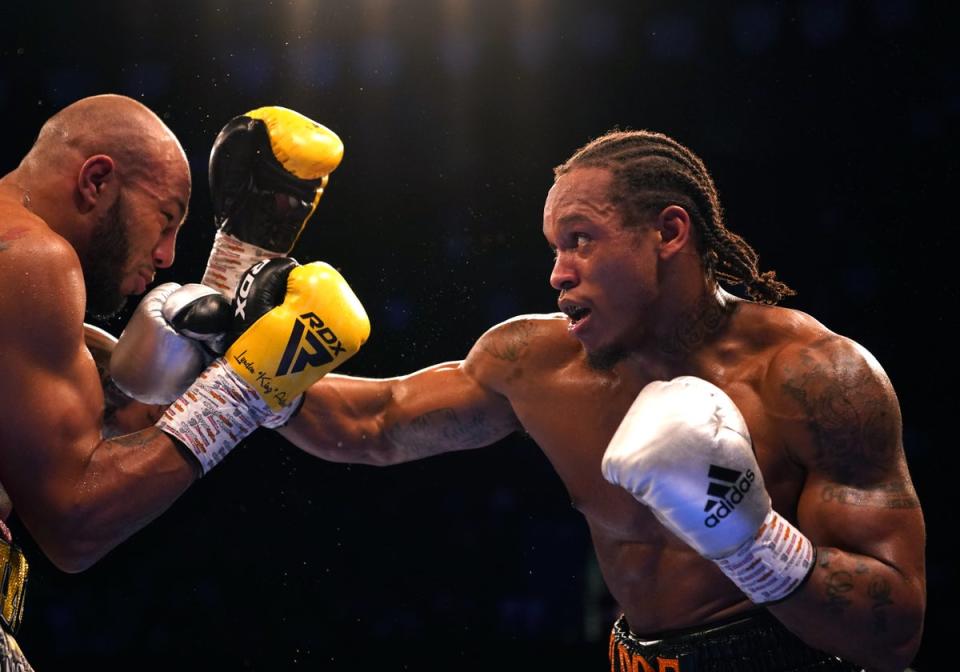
[703,464,755,528]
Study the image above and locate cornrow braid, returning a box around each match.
[554,130,794,304]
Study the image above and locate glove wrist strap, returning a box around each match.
[156,358,271,474]
[714,509,815,604]
[201,230,285,301]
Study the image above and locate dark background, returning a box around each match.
[1,0,955,669]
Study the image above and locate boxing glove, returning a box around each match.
[602,376,815,604]
[110,283,232,404]
[158,258,370,474]
[201,106,344,299]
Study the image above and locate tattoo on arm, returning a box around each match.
[781,340,899,485]
[824,570,854,615]
[481,320,536,362]
[109,430,156,450]
[820,481,920,509]
[868,577,894,634]
[385,407,508,458]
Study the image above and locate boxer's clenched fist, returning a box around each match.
[602,376,815,604]
[110,283,232,404]
[158,258,370,474]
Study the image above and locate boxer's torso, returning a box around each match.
[480,301,828,635]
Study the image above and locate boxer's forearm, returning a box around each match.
[769,547,924,672]
[32,429,197,573]
[280,366,517,465]
[279,374,405,465]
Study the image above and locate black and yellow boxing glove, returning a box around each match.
[159,258,369,474]
[201,107,344,300]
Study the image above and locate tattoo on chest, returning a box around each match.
[820,481,920,509]
[481,320,536,362]
[781,346,897,484]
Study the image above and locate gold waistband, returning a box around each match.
[0,538,28,633]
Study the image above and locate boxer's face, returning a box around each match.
[117,159,190,297]
[82,158,189,319]
[544,166,661,366]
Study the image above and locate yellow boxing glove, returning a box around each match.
[226,258,370,411]
[158,258,369,474]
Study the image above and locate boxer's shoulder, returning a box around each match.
[466,313,574,390]
[0,213,84,347]
[749,307,900,482]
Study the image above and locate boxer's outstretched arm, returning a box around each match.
[280,329,522,465]
[766,336,925,672]
[0,235,197,572]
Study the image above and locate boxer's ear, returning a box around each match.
[77,155,116,212]
[654,205,693,260]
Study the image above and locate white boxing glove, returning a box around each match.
[110,283,231,404]
[602,376,815,604]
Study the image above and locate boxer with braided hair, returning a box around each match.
[555,129,793,305]
[280,129,924,671]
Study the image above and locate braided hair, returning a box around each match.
[554,130,794,304]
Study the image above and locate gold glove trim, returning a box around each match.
[0,538,28,634]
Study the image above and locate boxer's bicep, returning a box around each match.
[0,244,106,522]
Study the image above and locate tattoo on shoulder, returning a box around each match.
[0,227,30,253]
[820,481,921,509]
[481,320,537,362]
[780,340,899,485]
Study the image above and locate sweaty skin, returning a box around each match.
[279,166,924,672]
[0,95,200,572]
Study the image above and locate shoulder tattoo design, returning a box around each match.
[780,340,900,486]
[480,320,537,363]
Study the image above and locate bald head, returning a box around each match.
[25,94,188,188]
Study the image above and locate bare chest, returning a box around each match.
[506,357,803,541]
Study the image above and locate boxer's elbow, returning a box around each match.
[34,525,109,574]
[45,545,103,574]
[30,500,117,573]
[884,592,925,672]
[853,587,924,672]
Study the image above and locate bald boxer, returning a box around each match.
[0,94,365,668]
[278,131,925,671]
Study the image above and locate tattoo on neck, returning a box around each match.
[658,293,734,358]
[820,482,920,509]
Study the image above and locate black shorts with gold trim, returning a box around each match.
[609,610,863,672]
